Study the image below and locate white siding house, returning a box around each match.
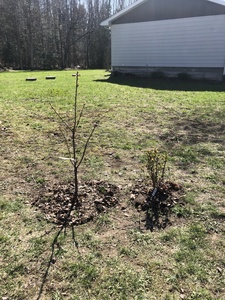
[101,0,225,80]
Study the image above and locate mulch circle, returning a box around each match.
[33,180,120,226]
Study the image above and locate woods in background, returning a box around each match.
[0,0,132,70]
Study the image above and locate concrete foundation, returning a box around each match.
[112,66,224,81]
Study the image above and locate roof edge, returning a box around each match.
[100,0,225,27]
[100,0,148,27]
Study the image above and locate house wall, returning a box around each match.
[111,14,225,80]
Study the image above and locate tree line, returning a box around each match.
[0,0,132,70]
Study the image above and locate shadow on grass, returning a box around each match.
[159,117,225,146]
[95,75,225,92]
[36,224,79,300]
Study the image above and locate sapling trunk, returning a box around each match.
[37,73,97,300]
[50,71,98,217]
[71,73,79,209]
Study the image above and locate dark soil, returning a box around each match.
[33,180,120,226]
[131,181,185,231]
[33,180,185,231]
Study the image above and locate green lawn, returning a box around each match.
[0,69,225,299]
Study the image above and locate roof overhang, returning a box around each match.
[100,0,225,27]
[100,0,148,27]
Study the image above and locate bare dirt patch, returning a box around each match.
[33,179,185,231]
[33,180,120,225]
[131,180,185,231]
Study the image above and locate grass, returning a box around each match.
[0,69,225,299]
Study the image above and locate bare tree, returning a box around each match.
[0,0,131,69]
[50,72,98,211]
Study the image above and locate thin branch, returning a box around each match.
[72,72,79,164]
[58,125,72,160]
[49,102,72,132]
[77,122,98,168]
[74,71,79,128]
[67,30,94,48]
[76,103,86,129]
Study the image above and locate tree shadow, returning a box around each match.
[159,117,225,147]
[36,223,79,300]
[133,181,184,231]
[95,75,225,92]
[145,189,172,231]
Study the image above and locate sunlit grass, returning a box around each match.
[0,70,225,299]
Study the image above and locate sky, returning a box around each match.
[210,0,225,4]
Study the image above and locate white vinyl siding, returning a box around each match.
[111,15,225,68]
